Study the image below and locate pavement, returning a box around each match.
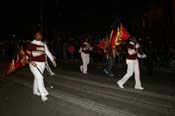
[0,61,175,116]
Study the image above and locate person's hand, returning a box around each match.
[31,61,37,67]
[90,47,93,51]
[79,48,82,53]
[142,54,147,58]
[53,55,56,60]
[10,64,15,72]
[52,60,57,67]
[135,43,140,49]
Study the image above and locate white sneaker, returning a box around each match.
[135,86,144,90]
[41,96,48,102]
[117,81,124,89]
[83,72,88,75]
[33,93,41,96]
[33,92,41,96]
[108,74,114,77]
[44,92,49,96]
[80,66,83,72]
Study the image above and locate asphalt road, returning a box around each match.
[0,61,175,116]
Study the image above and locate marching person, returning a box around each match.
[103,41,117,77]
[44,39,55,76]
[79,38,93,74]
[117,37,146,90]
[26,32,56,101]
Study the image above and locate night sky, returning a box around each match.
[0,0,172,40]
[46,0,149,34]
[0,0,39,39]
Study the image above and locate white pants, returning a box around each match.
[80,52,90,74]
[118,59,142,88]
[29,62,48,97]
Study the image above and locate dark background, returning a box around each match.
[0,1,39,39]
[0,0,174,44]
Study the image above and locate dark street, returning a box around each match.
[0,61,174,116]
[0,0,174,116]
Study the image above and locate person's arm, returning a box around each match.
[127,44,137,55]
[137,53,147,58]
[89,44,93,51]
[44,44,56,67]
[79,47,82,53]
[135,43,147,58]
[128,49,137,55]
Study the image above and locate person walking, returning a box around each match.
[117,37,146,90]
[103,41,117,77]
[26,32,56,101]
[79,39,93,74]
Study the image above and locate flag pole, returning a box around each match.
[40,0,44,34]
[35,65,54,89]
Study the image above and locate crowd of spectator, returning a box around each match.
[0,34,175,69]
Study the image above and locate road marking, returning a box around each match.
[12,70,175,115]
[14,71,175,110]
[51,79,175,115]
[54,73,174,101]
[10,76,136,116]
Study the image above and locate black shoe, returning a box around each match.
[107,74,114,77]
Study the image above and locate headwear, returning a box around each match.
[129,36,137,43]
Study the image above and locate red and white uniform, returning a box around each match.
[117,41,146,90]
[79,42,92,74]
[26,40,54,99]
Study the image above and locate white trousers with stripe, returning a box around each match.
[80,52,90,74]
[29,62,48,97]
[118,59,142,88]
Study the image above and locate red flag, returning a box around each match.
[97,23,130,51]
[4,50,28,77]
[110,30,118,48]
[97,38,107,49]
[121,26,130,41]
[113,24,130,46]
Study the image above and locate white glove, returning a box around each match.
[30,61,37,67]
[79,48,82,53]
[52,60,57,67]
[89,47,93,51]
[53,55,56,60]
[142,54,147,58]
[135,43,140,49]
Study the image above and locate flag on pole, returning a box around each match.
[4,49,28,77]
[121,25,130,41]
[97,15,130,53]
